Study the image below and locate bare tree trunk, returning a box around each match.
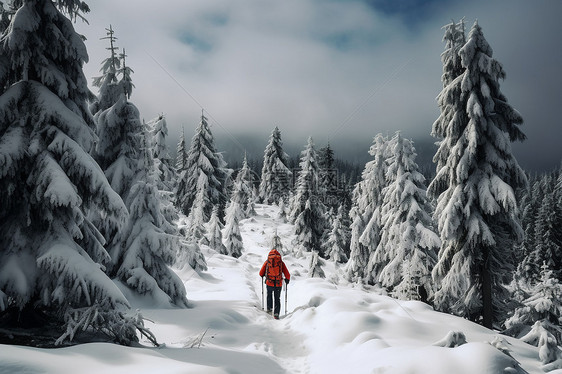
[481,249,493,329]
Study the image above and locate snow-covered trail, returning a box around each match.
[139,204,311,373]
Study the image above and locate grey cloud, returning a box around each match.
[77,0,561,172]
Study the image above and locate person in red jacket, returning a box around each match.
[259,248,290,319]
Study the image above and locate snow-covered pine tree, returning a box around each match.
[325,205,349,263]
[318,143,335,171]
[89,24,121,120]
[309,251,326,278]
[318,143,338,208]
[277,198,287,221]
[514,178,533,270]
[0,0,143,344]
[504,263,562,365]
[246,191,257,217]
[146,114,179,235]
[234,152,255,217]
[148,114,176,192]
[206,206,227,255]
[346,134,389,282]
[338,203,352,253]
[224,197,244,258]
[175,237,207,272]
[186,173,210,246]
[176,112,228,221]
[516,175,548,281]
[271,229,284,253]
[429,21,527,328]
[290,137,328,256]
[259,126,293,204]
[175,125,188,172]
[337,173,353,217]
[118,48,134,100]
[110,130,187,307]
[440,18,465,87]
[520,178,562,282]
[430,19,467,199]
[229,176,247,222]
[174,175,208,273]
[375,132,439,301]
[93,53,143,244]
[95,53,188,307]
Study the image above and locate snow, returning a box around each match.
[0,204,552,373]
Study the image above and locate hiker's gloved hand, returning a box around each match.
[285,279,290,285]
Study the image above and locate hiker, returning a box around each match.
[259,248,290,319]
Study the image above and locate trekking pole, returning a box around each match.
[285,280,288,316]
[261,276,264,310]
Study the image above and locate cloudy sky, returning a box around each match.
[75,0,561,171]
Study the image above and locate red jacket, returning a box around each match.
[259,249,290,287]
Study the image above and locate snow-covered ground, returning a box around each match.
[0,204,556,374]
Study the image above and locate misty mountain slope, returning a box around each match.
[0,204,551,374]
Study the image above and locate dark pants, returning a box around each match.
[266,285,282,316]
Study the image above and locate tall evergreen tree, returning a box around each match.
[94,50,187,307]
[235,152,255,217]
[290,137,327,255]
[325,206,349,263]
[337,173,353,216]
[186,173,210,246]
[206,206,227,255]
[318,143,335,170]
[224,198,244,258]
[93,54,142,242]
[430,19,467,199]
[118,48,133,100]
[175,126,188,172]
[520,177,562,282]
[146,114,179,233]
[259,126,292,204]
[0,0,143,344]
[148,114,175,191]
[346,134,389,282]
[110,131,187,307]
[375,133,439,301]
[228,176,246,222]
[429,21,527,328]
[517,175,548,279]
[176,112,228,221]
[514,177,535,270]
[318,143,338,207]
[440,19,466,87]
[89,25,121,119]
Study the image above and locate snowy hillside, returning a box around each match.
[0,205,554,374]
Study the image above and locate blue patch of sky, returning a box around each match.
[179,32,213,52]
[363,0,462,27]
[318,0,462,51]
[177,11,229,53]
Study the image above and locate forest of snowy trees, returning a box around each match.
[0,1,560,368]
